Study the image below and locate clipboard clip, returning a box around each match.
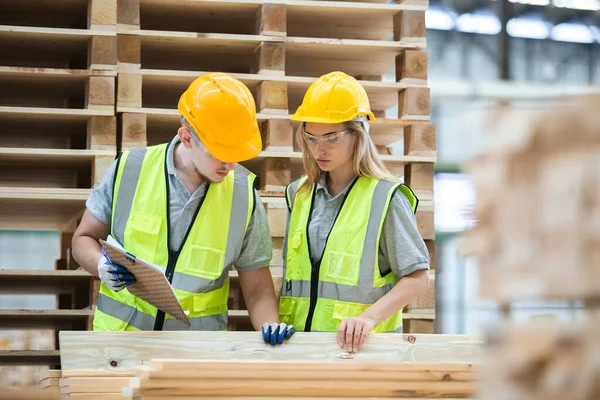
[125,252,137,263]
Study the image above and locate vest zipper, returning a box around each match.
[301,177,358,332]
[303,260,321,332]
[154,142,208,331]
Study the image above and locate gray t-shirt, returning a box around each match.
[283,175,430,278]
[86,135,272,271]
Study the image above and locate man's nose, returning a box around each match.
[223,162,235,170]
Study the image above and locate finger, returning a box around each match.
[277,323,287,344]
[352,322,363,353]
[261,323,270,343]
[337,319,348,348]
[345,320,356,353]
[358,323,370,351]
[270,323,280,345]
[111,264,130,273]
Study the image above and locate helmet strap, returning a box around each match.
[352,115,370,135]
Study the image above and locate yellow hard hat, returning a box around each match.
[178,72,262,163]
[291,71,375,124]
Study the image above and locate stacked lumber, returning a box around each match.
[125,359,477,399]
[57,331,482,399]
[113,0,436,333]
[0,0,116,379]
[465,94,600,399]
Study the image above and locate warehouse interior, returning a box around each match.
[0,0,598,397]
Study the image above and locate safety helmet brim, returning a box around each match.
[202,121,262,163]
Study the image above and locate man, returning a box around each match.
[72,72,293,344]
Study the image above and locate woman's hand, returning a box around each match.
[337,315,377,353]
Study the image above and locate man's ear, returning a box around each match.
[178,126,193,148]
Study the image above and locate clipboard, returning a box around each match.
[99,238,190,327]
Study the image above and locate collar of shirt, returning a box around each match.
[315,173,355,200]
[166,135,208,198]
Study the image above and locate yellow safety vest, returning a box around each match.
[279,176,418,333]
[93,142,255,331]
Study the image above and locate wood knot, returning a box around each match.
[110,360,119,367]
[442,373,451,381]
[407,335,416,343]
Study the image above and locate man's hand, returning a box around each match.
[337,315,377,353]
[262,322,295,345]
[97,256,136,292]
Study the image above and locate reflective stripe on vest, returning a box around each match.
[280,176,413,334]
[94,142,254,331]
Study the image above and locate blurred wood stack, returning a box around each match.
[0,0,116,384]
[465,94,600,400]
[57,331,482,399]
[114,0,436,332]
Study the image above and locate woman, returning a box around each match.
[279,71,430,353]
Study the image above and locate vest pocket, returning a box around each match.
[130,212,163,261]
[189,244,225,281]
[322,250,360,286]
[285,230,304,280]
[279,296,297,326]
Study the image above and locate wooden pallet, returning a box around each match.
[0,67,116,112]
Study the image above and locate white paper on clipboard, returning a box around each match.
[100,236,190,326]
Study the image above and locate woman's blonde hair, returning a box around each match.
[297,120,398,194]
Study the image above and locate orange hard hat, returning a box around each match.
[178,72,262,163]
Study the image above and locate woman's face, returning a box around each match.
[303,122,355,172]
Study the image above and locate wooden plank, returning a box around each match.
[256,81,288,114]
[0,387,60,400]
[259,158,291,192]
[394,10,426,43]
[0,66,116,79]
[88,35,118,70]
[396,50,428,84]
[254,41,286,76]
[59,331,483,376]
[405,162,434,191]
[256,3,287,36]
[0,270,93,295]
[0,202,86,231]
[398,87,430,120]
[85,76,116,110]
[120,112,147,149]
[117,0,140,30]
[87,116,117,150]
[0,26,115,70]
[117,73,143,108]
[60,377,132,394]
[0,148,115,163]
[0,106,113,118]
[0,350,61,366]
[88,0,117,30]
[118,34,141,69]
[0,310,93,330]
[405,123,436,157]
[260,119,293,152]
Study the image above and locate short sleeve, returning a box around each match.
[233,189,273,271]
[378,188,430,278]
[85,158,118,226]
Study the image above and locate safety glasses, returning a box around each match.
[302,127,353,148]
